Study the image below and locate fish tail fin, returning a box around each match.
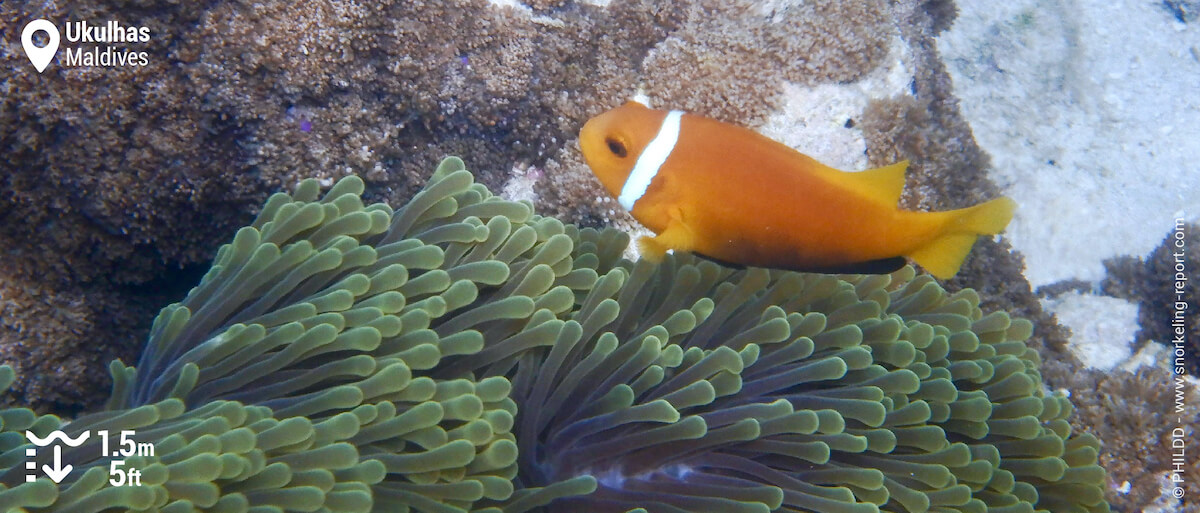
[908,197,1016,279]
[908,233,979,279]
[957,196,1017,235]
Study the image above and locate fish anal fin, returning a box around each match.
[692,252,748,270]
[801,256,907,275]
[822,160,909,206]
[908,233,978,280]
[691,253,904,275]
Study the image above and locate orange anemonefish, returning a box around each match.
[578,101,1016,279]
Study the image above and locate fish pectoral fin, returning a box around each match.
[638,212,695,263]
[637,236,669,262]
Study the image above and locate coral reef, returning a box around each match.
[1061,367,1200,512]
[1101,223,1199,375]
[0,275,165,413]
[1034,215,1200,513]
[640,0,894,124]
[0,159,1108,512]
[2,0,910,411]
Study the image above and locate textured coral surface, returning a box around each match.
[1,0,929,411]
[1,0,1156,509]
[1101,224,1199,375]
[1063,368,1199,513]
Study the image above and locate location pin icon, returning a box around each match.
[22,19,60,73]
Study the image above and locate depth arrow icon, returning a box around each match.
[42,445,71,483]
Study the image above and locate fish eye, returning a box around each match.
[605,137,628,158]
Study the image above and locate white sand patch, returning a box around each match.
[1042,291,1139,369]
[938,1,1200,288]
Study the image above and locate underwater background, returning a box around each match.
[0,1,1197,512]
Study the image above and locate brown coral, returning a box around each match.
[1063,367,1200,512]
[1,0,684,410]
[0,270,192,414]
[0,0,1084,436]
[1102,223,1200,375]
[641,0,894,124]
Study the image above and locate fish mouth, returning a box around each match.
[577,117,605,167]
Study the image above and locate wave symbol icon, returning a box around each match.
[25,430,90,447]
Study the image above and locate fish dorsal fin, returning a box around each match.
[819,160,909,206]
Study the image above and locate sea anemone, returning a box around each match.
[488,253,1107,513]
[0,157,1107,513]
